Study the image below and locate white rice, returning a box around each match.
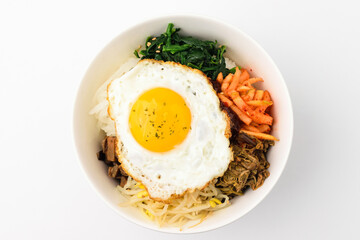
[89,57,139,136]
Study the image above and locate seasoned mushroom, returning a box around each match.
[97,136,128,187]
[102,136,117,162]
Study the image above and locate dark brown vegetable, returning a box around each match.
[96,150,106,161]
[120,176,127,188]
[97,136,128,186]
[102,136,116,162]
[216,132,274,198]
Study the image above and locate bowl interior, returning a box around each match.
[73,15,293,233]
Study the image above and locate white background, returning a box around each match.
[1,0,359,239]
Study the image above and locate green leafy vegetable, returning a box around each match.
[135,23,232,80]
[133,49,140,58]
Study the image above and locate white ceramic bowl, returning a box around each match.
[73,14,293,233]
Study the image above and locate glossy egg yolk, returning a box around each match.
[129,87,191,152]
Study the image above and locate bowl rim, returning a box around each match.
[72,13,294,234]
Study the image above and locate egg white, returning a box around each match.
[107,59,232,200]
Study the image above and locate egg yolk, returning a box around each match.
[129,87,191,152]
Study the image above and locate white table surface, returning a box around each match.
[1,0,359,239]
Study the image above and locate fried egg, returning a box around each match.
[107,59,232,201]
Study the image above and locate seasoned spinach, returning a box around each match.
[134,23,235,80]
